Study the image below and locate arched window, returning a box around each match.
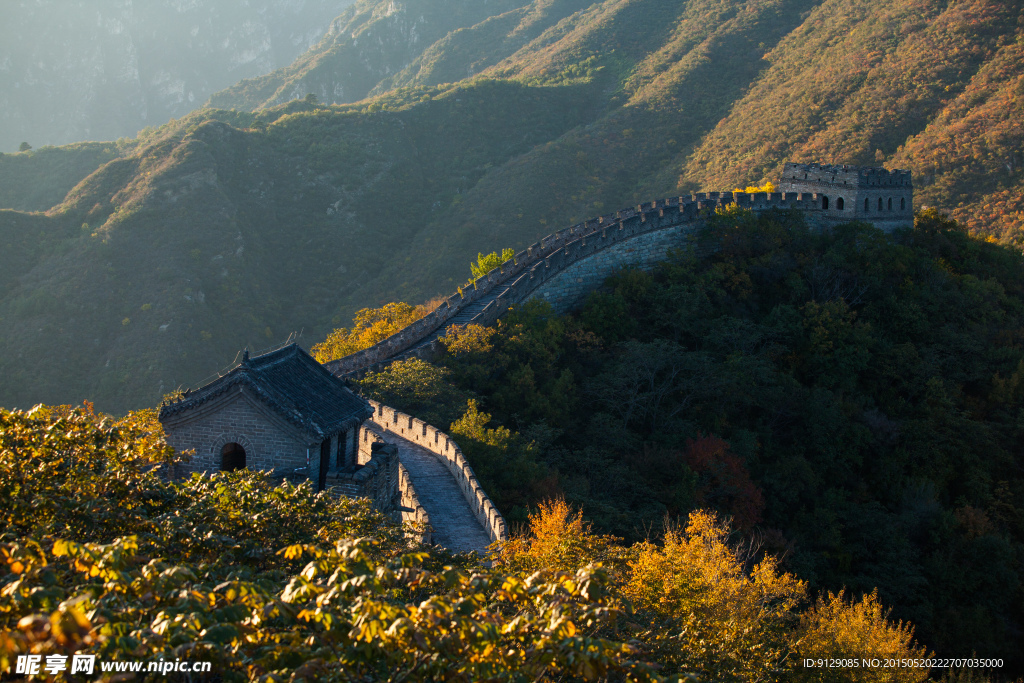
[888,197,893,211]
[901,197,906,210]
[837,197,845,210]
[864,197,870,212]
[878,197,883,211]
[822,195,829,210]
[221,442,246,471]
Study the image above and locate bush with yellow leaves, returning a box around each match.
[498,500,936,683]
[311,301,429,363]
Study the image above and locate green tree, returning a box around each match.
[355,358,474,428]
[470,248,515,280]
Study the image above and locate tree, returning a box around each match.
[623,511,806,681]
[311,302,426,362]
[17,142,31,152]
[470,248,515,280]
[793,590,931,683]
[355,358,474,429]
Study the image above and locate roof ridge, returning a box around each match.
[158,343,371,439]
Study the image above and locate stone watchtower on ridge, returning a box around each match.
[158,343,373,491]
[777,162,913,231]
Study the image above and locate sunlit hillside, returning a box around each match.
[0,0,1021,414]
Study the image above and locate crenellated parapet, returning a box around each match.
[366,399,507,544]
[326,192,829,378]
[324,164,914,380]
[778,162,913,223]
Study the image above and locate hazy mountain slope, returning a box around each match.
[0,82,598,411]
[206,0,530,111]
[369,0,596,92]
[0,0,351,152]
[1,0,1022,413]
[0,143,122,212]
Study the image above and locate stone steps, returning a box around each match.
[383,431,493,554]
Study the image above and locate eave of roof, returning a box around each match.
[158,344,371,438]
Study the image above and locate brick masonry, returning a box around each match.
[163,385,317,476]
[367,399,507,544]
[529,222,700,313]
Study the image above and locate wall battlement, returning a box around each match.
[781,162,913,188]
[324,164,914,381]
[366,400,507,544]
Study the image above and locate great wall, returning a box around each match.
[324,163,915,552]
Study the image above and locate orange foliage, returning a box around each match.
[793,590,932,682]
[494,498,626,576]
[623,510,805,680]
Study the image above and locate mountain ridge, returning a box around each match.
[0,0,1021,413]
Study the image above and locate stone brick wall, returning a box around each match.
[398,462,431,545]
[163,386,314,477]
[324,439,399,511]
[326,191,883,379]
[325,422,431,542]
[778,162,913,223]
[529,222,699,313]
[367,400,507,544]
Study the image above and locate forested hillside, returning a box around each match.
[0,0,1022,412]
[350,210,1024,671]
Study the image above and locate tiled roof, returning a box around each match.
[158,344,372,438]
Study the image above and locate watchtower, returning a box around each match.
[777,162,913,231]
[158,343,373,491]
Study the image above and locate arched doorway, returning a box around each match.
[822,195,829,210]
[221,442,247,471]
[837,197,845,210]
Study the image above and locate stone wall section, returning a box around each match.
[163,387,313,476]
[367,400,507,544]
[778,162,913,223]
[323,438,398,509]
[325,191,875,379]
[530,222,698,313]
[323,422,431,541]
[397,462,431,545]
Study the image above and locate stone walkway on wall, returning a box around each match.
[408,274,528,355]
[382,431,493,554]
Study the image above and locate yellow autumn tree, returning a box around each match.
[732,180,776,194]
[792,589,931,683]
[441,323,497,356]
[494,498,627,576]
[311,302,426,363]
[623,511,805,682]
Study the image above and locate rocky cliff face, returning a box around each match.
[0,0,353,152]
